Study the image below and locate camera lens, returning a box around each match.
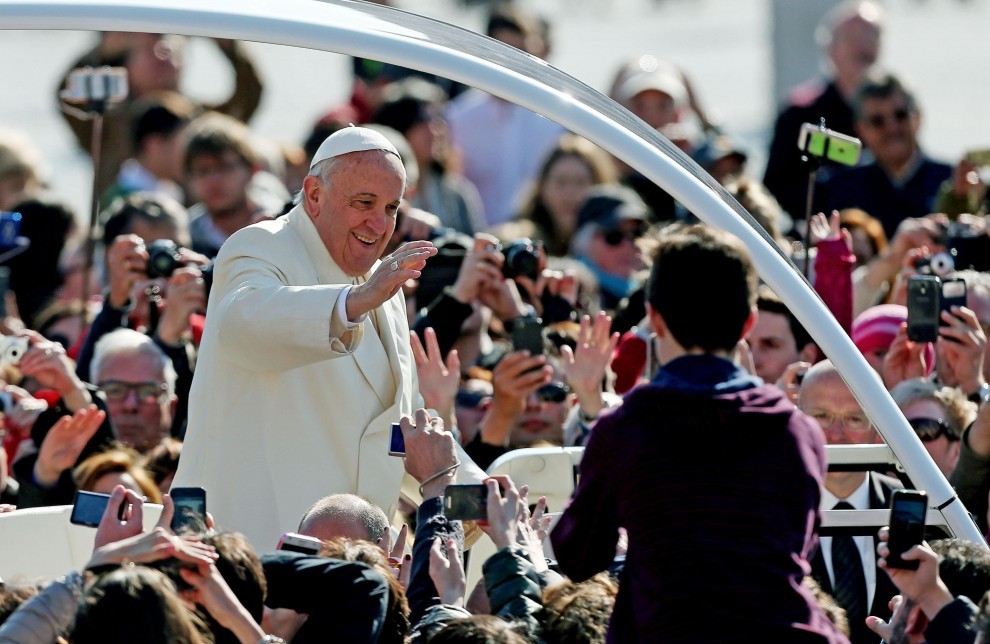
[502,239,540,281]
[145,239,183,279]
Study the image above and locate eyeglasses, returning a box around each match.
[536,382,570,404]
[601,227,644,246]
[803,408,872,433]
[908,417,958,442]
[99,381,168,404]
[864,108,911,129]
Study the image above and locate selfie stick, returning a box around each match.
[60,67,128,303]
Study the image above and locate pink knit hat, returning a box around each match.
[852,304,935,373]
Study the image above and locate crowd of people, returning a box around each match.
[1,0,990,641]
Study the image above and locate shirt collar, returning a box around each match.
[822,474,871,510]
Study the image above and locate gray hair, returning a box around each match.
[890,378,976,438]
[298,493,389,542]
[91,329,177,394]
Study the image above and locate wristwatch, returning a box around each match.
[259,636,285,644]
[969,382,990,406]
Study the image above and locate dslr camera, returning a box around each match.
[501,238,542,281]
[145,239,186,279]
[914,252,955,279]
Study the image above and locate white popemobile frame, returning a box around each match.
[0,0,983,547]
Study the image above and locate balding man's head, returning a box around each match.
[298,493,390,544]
[798,360,879,446]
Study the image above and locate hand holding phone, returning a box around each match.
[512,317,544,357]
[886,490,928,570]
[71,490,127,528]
[443,484,488,521]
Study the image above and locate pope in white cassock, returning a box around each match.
[173,127,482,549]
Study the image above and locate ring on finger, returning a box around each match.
[390,260,399,271]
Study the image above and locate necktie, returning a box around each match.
[831,501,867,638]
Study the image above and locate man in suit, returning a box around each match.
[173,126,482,549]
[799,360,901,644]
[551,225,846,642]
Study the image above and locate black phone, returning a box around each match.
[388,422,406,456]
[940,277,967,317]
[512,317,544,357]
[443,484,488,521]
[907,275,941,343]
[70,490,124,528]
[170,487,207,533]
[886,489,928,570]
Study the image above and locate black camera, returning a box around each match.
[945,222,990,272]
[501,238,541,281]
[146,239,184,279]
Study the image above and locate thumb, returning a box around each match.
[156,493,175,531]
[865,616,891,638]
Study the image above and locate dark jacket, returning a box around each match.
[260,551,389,643]
[551,355,848,643]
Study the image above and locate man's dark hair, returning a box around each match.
[646,224,758,353]
[101,192,186,245]
[485,5,535,41]
[853,72,917,120]
[756,286,814,351]
[429,615,529,643]
[929,538,990,603]
[183,112,257,171]
[130,91,194,151]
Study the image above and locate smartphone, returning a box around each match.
[798,123,862,167]
[512,317,544,357]
[70,490,124,528]
[277,532,323,555]
[907,275,941,343]
[941,277,967,314]
[443,484,488,521]
[170,487,207,533]
[886,489,928,570]
[388,422,406,457]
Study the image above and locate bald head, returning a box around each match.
[298,493,390,544]
[797,360,844,406]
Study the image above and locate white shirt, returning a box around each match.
[821,476,877,610]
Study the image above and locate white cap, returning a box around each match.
[309,125,400,168]
[616,68,687,107]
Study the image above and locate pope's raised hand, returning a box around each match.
[346,240,437,321]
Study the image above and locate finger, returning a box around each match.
[156,494,175,531]
[409,331,428,365]
[560,344,575,365]
[391,524,409,560]
[865,616,892,638]
[429,537,447,567]
[445,349,460,374]
[98,484,129,531]
[124,489,144,526]
[446,538,464,574]
[424,326,442,362]
[398,553,412,588]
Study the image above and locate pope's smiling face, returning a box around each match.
[303,150,405,277]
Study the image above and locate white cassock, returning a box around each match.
[173,203,482,549]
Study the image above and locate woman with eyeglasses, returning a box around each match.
[890,378,976,477]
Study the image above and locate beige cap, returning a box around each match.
[309,125,400,168]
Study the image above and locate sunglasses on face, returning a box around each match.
[535,382,570,404]
[601,227,645,246]
[864,108,910,129]
[455,390,490,409]
[908,417,958,442]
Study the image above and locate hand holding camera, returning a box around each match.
[881,323,928,390]
[876,527,951,621]
[106,234,151,309]
[479,349,551,448]
[17,329,91,411]
[449,234,504,306]
[156,267,207,346]
[479,475,525,549]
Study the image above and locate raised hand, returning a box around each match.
[32,405,106,487]
[347,240,437,321]
[560,313,619,419]
[411,327,460,416]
